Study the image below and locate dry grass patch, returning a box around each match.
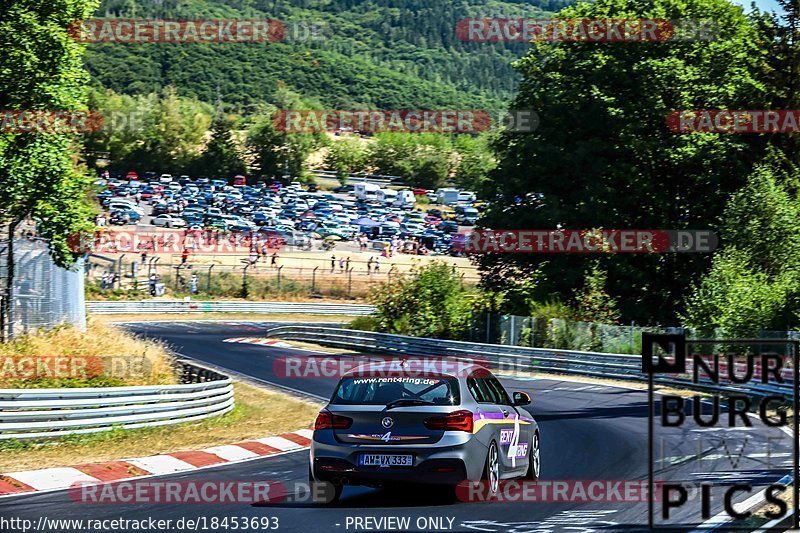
[0,381,321,471]
[0,321,176,388]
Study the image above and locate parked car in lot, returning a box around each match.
[315,223,356,240]
[455,206,479,225]
[458,191,476,204]
[109,200,144,215]
[438,220,459,234]
[436,188,461,205]
[109,209,140,225]
[151,214,186,228]
[310,363,539,502]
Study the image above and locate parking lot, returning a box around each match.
[90,173,481,297]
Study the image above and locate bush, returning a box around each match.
[370,261,475,339]
[349,315,380,331]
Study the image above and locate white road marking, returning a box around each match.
[4,468,99,492]
[202,445,259,461]
[124,455,196,475]
[255,436,302,451]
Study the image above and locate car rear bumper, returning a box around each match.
[312,456,468,486]
[310,431,486,486]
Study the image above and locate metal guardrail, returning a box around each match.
[86,300,376,315]
[0,361,233,440]
[264,326,795,399]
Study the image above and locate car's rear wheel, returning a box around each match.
[483,441,500,499]
[526,432,541,480]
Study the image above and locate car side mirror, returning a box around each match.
[512,391,531,407]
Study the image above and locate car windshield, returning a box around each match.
[330,376,460,406]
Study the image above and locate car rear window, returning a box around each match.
[330,376,460,406]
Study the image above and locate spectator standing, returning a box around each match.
[331,255,336,273]
[374,257,381,273]
[271,252,278,268]
[367,256,373,275]
[345,257,351,272]
[339,256,345,273]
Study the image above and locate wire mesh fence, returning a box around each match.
[84,255,481,301]
[0,237,86,339]
[470,312,799,355]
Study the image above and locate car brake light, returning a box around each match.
[424,410,474,432]
[314,410,352,430]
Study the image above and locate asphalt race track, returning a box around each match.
[0,321,794,533]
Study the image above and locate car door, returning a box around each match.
[483,376,530,476]
[465,372,514,473]
[467,372,528,477]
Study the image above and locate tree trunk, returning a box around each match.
[2,219,20,342]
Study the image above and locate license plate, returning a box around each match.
[359,454,413,467]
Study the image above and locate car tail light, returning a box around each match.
[424,410,474,432]
[314,410,352,430]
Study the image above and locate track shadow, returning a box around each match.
[534,402,650,421]
[252,484,459,509]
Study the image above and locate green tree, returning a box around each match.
[453,134,496,191]
[366,133,420,177]
[0,0,100,339]
[684,159,800,334]
[479,0,771,324]
[573,261,621,325]
[194,114,247,178]
[247,89,326,181]
[370,262,475,339]
[408,151,451,189]
[323,138,368,184]
[84,86,213,171]
[763,0,800,164]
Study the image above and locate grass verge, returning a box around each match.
[0,381,321,471]
[0,322,176,388]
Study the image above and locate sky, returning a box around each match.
[729,0,784,14]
